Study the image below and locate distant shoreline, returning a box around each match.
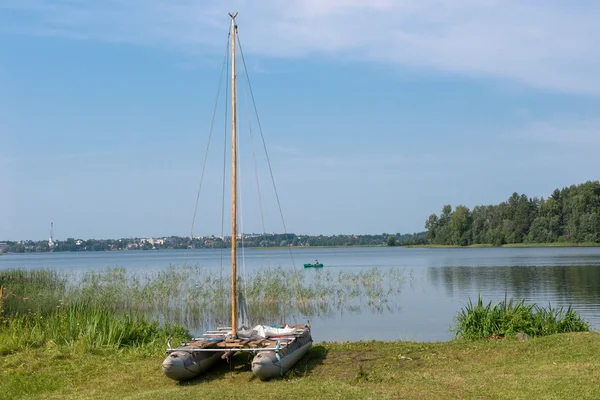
[247,245,386,250]
[404,242,600,249]
[4,243,600,255]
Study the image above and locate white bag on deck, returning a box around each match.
[254,325,296,338]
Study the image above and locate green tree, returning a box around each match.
[386,236,397,247]
[425,214,439,241]
[449,205,472,246]
[424,180,600,246]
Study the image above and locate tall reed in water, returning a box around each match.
[0,266,408,342]
[0,269,67,316]
[0,302,189,355]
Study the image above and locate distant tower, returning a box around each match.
[49,221,55,248]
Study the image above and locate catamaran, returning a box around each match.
[162,13,313,382]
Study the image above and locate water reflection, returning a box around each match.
[428,265,600,301]
[427,264,600,330]
[3,247,600,342]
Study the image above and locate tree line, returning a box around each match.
[1,232,427,253]
[425,180,600,246]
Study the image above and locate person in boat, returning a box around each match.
[314,259,319,265]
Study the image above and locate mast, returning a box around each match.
[229,12,238,338]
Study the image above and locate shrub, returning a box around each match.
[453,295,589,339]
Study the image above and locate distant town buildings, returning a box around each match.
[140,238,165,246]
[0,232,427,253]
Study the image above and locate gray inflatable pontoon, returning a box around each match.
[252,328,313,380]
[162,347,221,381]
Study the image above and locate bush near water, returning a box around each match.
[454,295,590,340]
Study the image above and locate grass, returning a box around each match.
[0,304,190,356]
[453,295,590,340]
[1,333,599,399]
[405,242,600,248]
[248,245,386,250]
[1,270,597,399]
[403,244,494,248]
[501,242,600,248]
[0,269,68,316]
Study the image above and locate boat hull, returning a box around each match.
[162,350,221,381]
[303,264,323,268]
[251,335,313,380]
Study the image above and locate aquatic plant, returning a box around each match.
[453,295,590,339]
[0,269,68,317]
[0,266,407,337]
[0,302,190,355]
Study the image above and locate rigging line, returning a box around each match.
[236,31,296,270]
[219,31,231,319]
[241,58,270,272]
[185,29,230,268]
[237,111,248,302]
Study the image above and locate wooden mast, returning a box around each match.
[229,12,238,338]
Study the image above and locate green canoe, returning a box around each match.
[303,263,323,268]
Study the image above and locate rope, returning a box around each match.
[275,340,283,376]
[236,32,297,270]
[185,30,230,269]
[238,110,248,302]
[219,32,231,322]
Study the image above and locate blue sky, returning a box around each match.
[1,0,600,240]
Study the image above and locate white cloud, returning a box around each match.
[2,0,600,94]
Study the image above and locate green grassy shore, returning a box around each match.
[1,333,599,400]
[259,242,600,249]
[247,245,386,250]
[404,242,600,248]
[1,269,596,399]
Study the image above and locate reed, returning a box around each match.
[0,269,68,317]
[0,266,408,340]
[0,302,190,355]
[453,295,590,339]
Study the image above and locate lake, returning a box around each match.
[2,246,600,342]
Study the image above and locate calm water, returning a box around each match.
[2,247,600,342]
